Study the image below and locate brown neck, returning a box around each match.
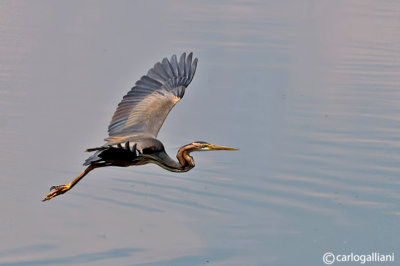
[176,144,197,171]
[151,144,196,172]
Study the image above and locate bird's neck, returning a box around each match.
[152,144,196,172]
[176,144,196,171]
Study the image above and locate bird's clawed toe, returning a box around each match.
[43,184,71,201]
[50,185,63,191]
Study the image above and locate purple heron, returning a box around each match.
[43,52,237,201]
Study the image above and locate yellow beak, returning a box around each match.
[208,144,238,151]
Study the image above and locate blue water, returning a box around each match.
[0,0,399,265]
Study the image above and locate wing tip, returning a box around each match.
[148,52,198,90]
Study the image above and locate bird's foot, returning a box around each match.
[42,184,71,201]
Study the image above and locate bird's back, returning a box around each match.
[83,137,166,167]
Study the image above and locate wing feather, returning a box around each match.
[106,52,197,141]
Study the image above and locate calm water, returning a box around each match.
[0,0,399,265]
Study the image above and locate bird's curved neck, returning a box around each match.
[154,144,196,172]
[176,144,196,171]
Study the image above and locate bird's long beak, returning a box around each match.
[208,144,238,151]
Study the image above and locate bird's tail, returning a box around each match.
[83,150,103,166]
[84,145,108,166]
[86,146,106,152]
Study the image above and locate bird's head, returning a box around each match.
[189,141,238,152]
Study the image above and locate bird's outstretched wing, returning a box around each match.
[106,53,197,142]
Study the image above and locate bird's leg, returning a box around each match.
[42,165,97,201]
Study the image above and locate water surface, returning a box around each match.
[0,0,399,265]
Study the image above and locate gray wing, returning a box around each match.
[106,53,198,142]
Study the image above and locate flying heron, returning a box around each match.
[43,52,237,201]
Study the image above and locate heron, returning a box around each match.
[43,52,237,201]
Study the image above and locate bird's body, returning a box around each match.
[43,53,236,201]
[84,137,193,172]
